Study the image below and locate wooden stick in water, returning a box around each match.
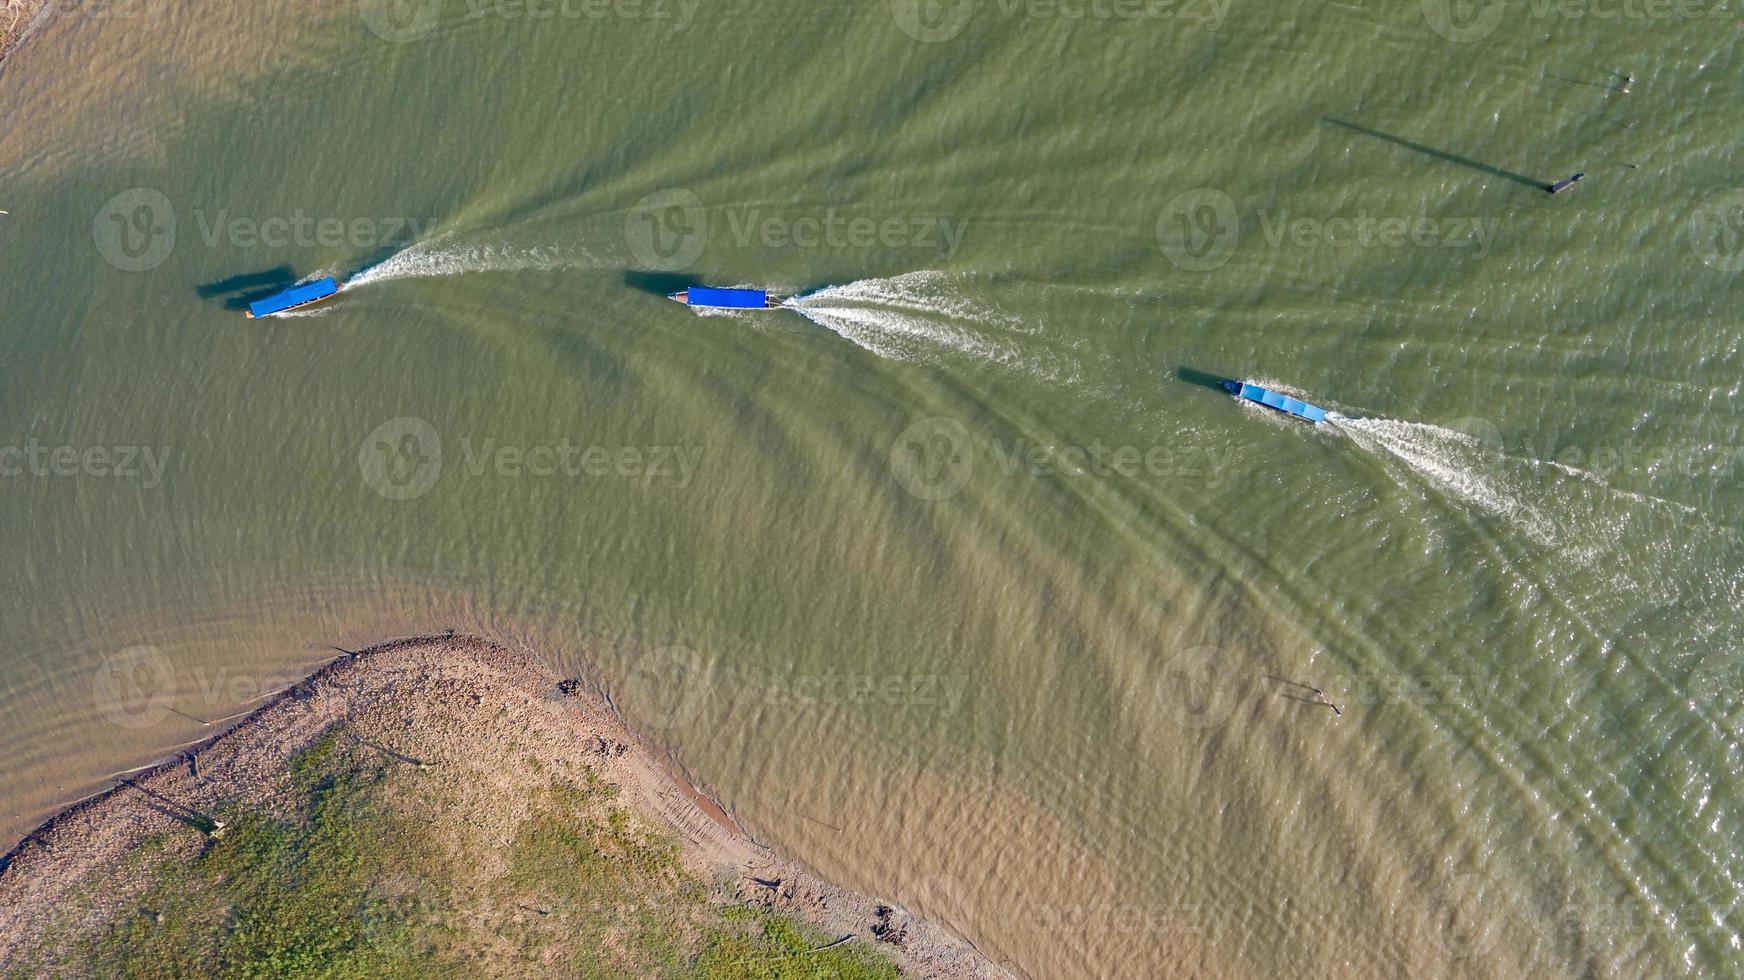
[1547,173,1587,195]
[1312,688,1343,717]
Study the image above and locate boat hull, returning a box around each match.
[245,277,340,319]
[1221,380,1328,424]
[669,287,779,309]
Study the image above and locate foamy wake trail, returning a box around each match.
[783,271,1067,380]
[345,236,603,289]
[1331,416,1559,546]
[1328,414,1744,628]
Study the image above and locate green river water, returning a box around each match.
[3,1,1743,975]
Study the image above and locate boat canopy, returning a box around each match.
[1234,382,1327,423]
[684,287,768,309]
[248,277,338,318]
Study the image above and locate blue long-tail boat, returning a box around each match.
[1221,380,1328,424]
[245,277,340,319]
[668,287,780,309]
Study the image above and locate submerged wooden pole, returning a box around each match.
[1546,173,1587,195]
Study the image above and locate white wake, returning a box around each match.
[345,235,604,289]
[782,271,1067,379]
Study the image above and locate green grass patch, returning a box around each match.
[692,906,902,980]
[14,726,909,979]
[77,728,458,980]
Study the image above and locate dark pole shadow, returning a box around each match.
[345,730,425,768]
[1548,73,1609,91]
[1324,117,1551,192]
[116,777,219,833]
[1263,673,1320,692]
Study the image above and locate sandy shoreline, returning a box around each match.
[0,634,1004,977]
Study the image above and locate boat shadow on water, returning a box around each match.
[1174,366,1235,392]
[197,246,405,313]
[194,266,300,313]
[623,270,705,299]
[623,271,833,305]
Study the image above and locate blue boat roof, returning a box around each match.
[1235,382,1327,423]
[685,287,767,309]
[249,277,338,318]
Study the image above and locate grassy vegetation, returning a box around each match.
[11,725,903,979]
[1,0,43,59]
[79,729,454,980]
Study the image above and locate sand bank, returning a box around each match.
[0,635,1004,977]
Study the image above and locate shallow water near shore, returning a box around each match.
[4,1,1744,976]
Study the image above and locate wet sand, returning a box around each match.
[0,634,1004,978]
